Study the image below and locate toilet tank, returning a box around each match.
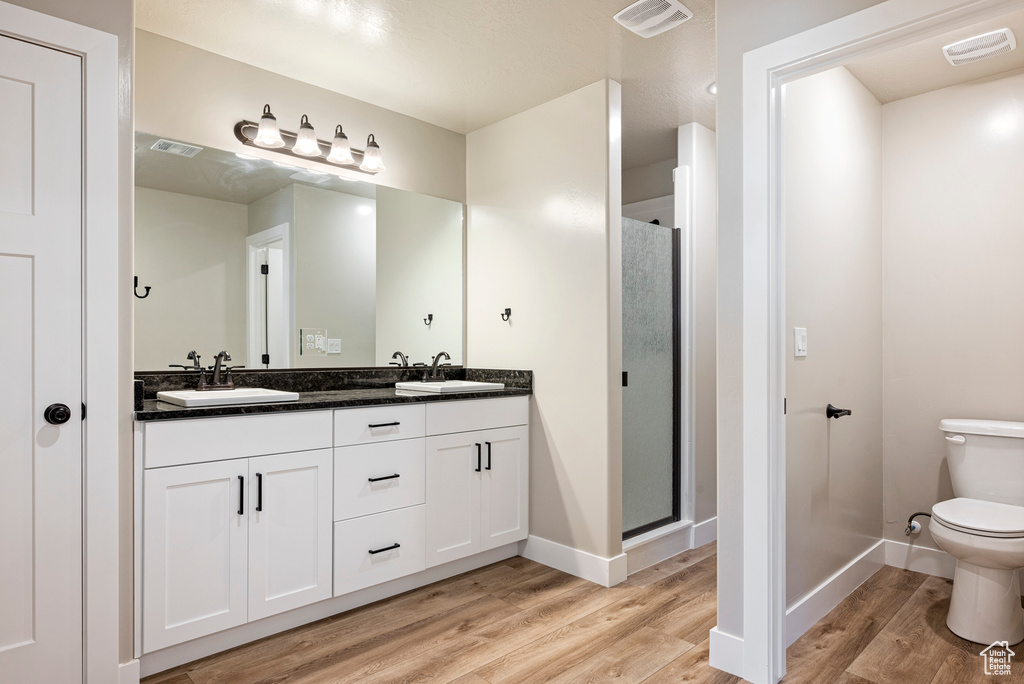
[940,419,1024,506]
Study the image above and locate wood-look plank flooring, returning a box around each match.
[143,545,1024,683]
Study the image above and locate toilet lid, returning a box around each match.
[932,498,1024,538]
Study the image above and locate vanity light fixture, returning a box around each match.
[292,115,322,157]
[327,125,355,165]
[253,104,286,148]
[359,134,385,173]
[235,104,385,175]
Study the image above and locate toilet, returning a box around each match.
[932,419,1024,645]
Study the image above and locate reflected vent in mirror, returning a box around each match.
[614,0,692,38]
[150,138,204,158]
[943,28,1016,66]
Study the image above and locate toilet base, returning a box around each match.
[947,560,1024,646]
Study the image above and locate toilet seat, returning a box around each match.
[932,498,1024,538]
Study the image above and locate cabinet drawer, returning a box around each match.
[144,411,333,469]
[333,505,425,596]
[334,440,426,521]
[425,396,529,436]
[334,404,425,446]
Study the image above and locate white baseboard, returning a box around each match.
[785,539,885,647]
[118,659,140,684]
[693,516,718,548]
[708,626,745,679]
[884,538,955,580]
[623,520,693,575]
[520,535,628,587]
[141,543,519,677]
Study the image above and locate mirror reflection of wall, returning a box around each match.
[133,132,464,370]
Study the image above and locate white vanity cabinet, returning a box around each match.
[424,398,529,568]
[137,394,529,660]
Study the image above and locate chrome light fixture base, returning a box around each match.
[234,120,382,175]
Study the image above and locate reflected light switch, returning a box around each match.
[794,327,807,358]
[327,339,341,354]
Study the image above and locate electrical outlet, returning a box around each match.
[299,327,328,356]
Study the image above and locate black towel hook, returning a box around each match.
[134,276,151,299]
[424,313,433,326]
[500,308,512,322]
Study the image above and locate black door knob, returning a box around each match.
[44,403,72,425]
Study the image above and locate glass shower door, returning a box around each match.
[622,218,680,539]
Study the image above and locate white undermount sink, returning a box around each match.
[394,380,505,393]
[156,388,300,408]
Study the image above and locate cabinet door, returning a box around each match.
[143,459,248,653]
[480,426,530,550]
[425,433,483,567]
[248,449,333,621]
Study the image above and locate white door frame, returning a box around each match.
[732,1,1024,682]
[246,223,294,369]
[0,2,120,682]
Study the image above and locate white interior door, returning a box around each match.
[0,34,83,683]
[247,224,292,369]
[248,449,333,621]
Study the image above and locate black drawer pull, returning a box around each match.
[237,475,244,515]
[369,421,400,428]
[368,473,401,483]
[368,543,401,555]
[256,472,263,511]
[485,442,492,471]
[475,443,482,472]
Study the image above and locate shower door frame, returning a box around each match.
[621,224,682,541]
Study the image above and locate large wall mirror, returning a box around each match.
[133,132,464,371]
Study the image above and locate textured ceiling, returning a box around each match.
[136,0,717,170]
[847,8,1024,104]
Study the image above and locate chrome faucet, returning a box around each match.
[423,351,451,382]
[390,351,410,367]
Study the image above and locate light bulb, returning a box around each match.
[292,115,322,157]
[327,125,355,165]
[359,134,385,173]
[253,104,285,148]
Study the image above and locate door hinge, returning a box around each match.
[261,264,269,275]
[261,353,270,365]
[81,402,87,420]
[784,397,787,415]
[622,371,628,387]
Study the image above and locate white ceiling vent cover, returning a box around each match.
[150,138,204,158]
[943,28,1016,66]
[614,0,693,38]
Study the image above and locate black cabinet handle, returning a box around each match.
[369,421,400,429]
[475,443,482,472]
[237,475,244,515]
[485,442,492,471]
[368,473,400,482]
[368,543,401,555]
[256,473,263,511]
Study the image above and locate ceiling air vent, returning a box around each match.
[150,138,204,158]
[614,0,693,38]
[942,28,1016,66]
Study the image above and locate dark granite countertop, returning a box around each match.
[134,368,532,422]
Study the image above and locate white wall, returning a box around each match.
[784,67,883,605]
[375,186,464,367]
[292,184,376,367]
[135,30,466,204]
[715,0,887,638]
[467,80,623,560]
[134,187,249,369]
[882,68,1024,548]
[678,122,719,526]
[623,158,676,205]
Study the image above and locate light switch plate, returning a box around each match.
[794,327,807,357]
[327,339,341,354]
